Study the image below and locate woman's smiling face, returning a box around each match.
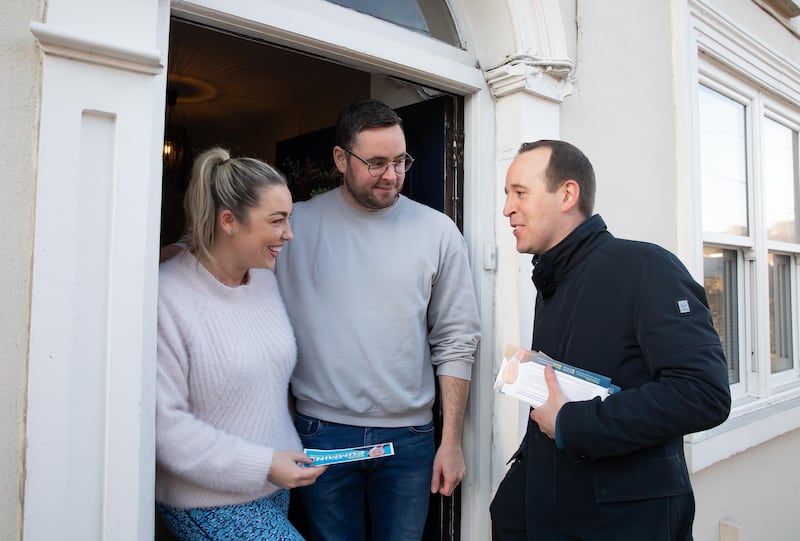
[232,184,294,271]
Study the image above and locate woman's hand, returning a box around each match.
[267,451,327,489]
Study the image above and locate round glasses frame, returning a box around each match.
[343,148,414,177]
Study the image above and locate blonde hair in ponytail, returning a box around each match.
[183,147,288,264]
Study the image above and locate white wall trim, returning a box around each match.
[689,0,800,105]
[459,89,500,541]
[23,3,169,538]
[29,20,163,74]
[171,0,484,94]
[685,393,800,472]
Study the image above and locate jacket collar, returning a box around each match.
[531,214,608,297]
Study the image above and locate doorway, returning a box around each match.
[159,18,465,541]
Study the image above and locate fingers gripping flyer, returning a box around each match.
[494,345,620,408]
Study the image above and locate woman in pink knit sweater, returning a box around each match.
[156,148,325,540]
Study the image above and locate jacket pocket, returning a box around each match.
[593,453,691,503]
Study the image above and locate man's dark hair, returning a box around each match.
[334,99,404,150]
[519,140,596,217]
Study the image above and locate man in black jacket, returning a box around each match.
[490,140,731,540]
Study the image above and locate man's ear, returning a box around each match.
[333,146,348,174]
[560,179,581,213]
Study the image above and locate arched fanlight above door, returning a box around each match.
[325,0,462,47]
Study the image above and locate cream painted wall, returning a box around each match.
[691,428,800,541]
[558,0,680,250]
[0,2,44,539]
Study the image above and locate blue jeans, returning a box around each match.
[293,413,435,541]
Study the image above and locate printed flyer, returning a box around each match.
[494,345,620,408]
[304,442,395,467]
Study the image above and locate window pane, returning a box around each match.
[763,118,800,243]
[698,85,749,236]
[704,246,740,383]
[769,253,794,373]
[326,0,460,46]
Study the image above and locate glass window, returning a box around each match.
[699,69,800,399]
[699,85,749,236]
[326,0,460,46]
[704,247,741,384]
[763,118,800,243]
[769,252,794,374]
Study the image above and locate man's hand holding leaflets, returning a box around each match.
[494,345,620,409]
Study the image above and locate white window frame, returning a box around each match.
[696,72,755,401]
[685,0,800,473]
[767,250,800,387]
[702,244,750,399]
[698,62,800,396]
[761,105,800,388]
[762,105,800,389]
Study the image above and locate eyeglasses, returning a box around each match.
[343,148,414,177]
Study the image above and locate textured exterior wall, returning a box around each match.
[558,0,680,250]
[0,2,44,539]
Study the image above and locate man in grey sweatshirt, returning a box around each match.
[276,99,481,541]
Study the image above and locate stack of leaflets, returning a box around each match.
[494,345,620,408]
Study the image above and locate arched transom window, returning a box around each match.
[326,0,461,46]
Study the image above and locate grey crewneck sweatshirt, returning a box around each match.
[276,188,480,427]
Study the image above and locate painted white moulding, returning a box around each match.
[689,0,800,104]
[485,59,574,102]
[29,20,163,74]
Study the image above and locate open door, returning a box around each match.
[397,95,465,541]
[398,95,465,541]
[397,95,463,230]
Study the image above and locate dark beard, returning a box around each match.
[342,171,400,210]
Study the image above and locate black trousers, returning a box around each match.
[490,453,695,541]
[490,456,527,540]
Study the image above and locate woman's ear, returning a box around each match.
[218,209,236,235]
[333,146,348,174]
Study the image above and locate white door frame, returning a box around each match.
[24,0,573,538]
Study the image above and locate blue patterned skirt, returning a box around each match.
[157,490,304,540]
